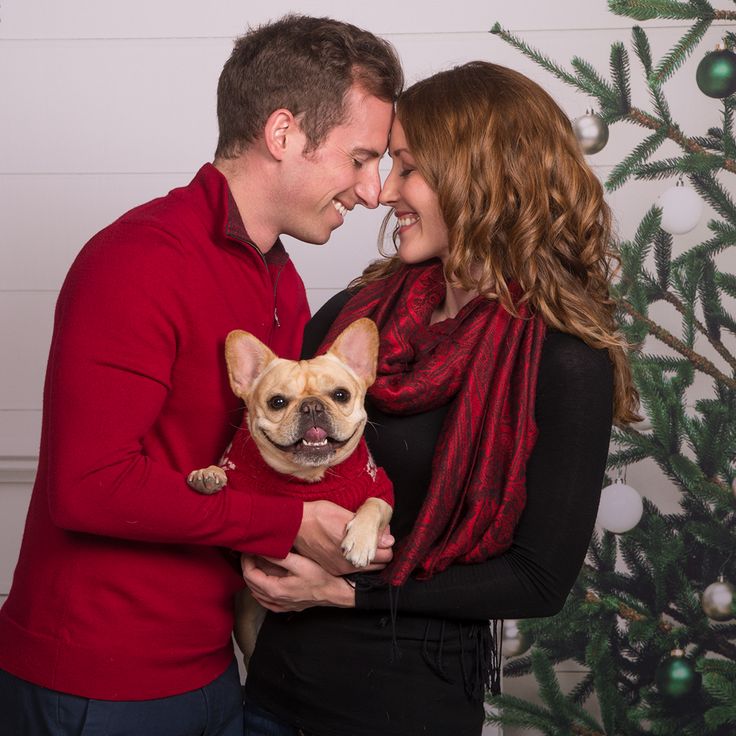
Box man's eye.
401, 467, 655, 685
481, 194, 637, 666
268, 395, 289, 410
332, 388, 351, 403
352, 158, 364, 169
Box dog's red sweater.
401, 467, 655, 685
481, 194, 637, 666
221, 423, 394, 509
0, 165, 311, 700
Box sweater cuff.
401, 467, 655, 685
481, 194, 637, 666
231, 492, 303, 558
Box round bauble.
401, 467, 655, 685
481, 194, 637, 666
696, 48, 736, 99
701, 578, 735, 621
658, 183, 703, 235
596, 479, 643, 533
572, 111, 609, 155
655, 649, 701, 699
501, 619, 529, 658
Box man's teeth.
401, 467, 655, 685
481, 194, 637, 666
302, 438, 328, 447
332, 200, 348, 217
397, 215, 419, 227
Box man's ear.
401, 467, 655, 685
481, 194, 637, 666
263, 108, 302, 162
224, 330, 277, 399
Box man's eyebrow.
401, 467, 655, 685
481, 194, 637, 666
351, 147, 383, 159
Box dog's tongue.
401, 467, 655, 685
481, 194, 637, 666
304, 427, 328, 443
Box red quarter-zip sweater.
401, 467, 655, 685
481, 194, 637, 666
0, 164, 310, 699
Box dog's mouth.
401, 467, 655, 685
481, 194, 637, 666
263, 425, 357, 466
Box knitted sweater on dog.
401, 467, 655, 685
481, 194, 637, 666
220, 422, 394, 510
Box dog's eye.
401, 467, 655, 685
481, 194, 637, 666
268, 395, 289, 410
332, 388, 351, 403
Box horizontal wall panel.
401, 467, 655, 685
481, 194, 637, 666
0, 26, 727, 174
0, 0, 701, 40
0, 412, 42, 459
0, 483, 32, 593
0, 293, 55, 411
0, 173, 194, 291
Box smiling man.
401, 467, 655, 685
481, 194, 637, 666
0, 15, 402, 736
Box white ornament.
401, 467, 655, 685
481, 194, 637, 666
658, 183, 703, 235
501, 619, 529, 658
596, 479, 643, 533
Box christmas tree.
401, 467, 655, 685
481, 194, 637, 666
488, 2, 736, 734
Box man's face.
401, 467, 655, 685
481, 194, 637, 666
280, 85, 394, 245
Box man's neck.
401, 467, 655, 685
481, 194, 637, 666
214, 156, 278, 253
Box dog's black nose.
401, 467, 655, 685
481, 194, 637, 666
299, 398, 324, 416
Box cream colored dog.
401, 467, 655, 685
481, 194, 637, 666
187, 317, 392, 663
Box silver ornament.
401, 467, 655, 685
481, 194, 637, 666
701, 577, 735, 621
572, 111, 609, 155
501, 619, 529, 658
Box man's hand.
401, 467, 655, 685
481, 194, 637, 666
294, 500, 394, 576
242, 553, 355, 612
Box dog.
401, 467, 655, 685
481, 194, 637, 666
187, 317, 393, 664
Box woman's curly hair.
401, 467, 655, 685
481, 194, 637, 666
357, 61, 639, 424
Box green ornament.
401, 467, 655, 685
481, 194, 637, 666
655, 649, 701, 699
696, 48, 736, 99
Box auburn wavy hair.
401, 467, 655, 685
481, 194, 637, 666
358, 61, 639, 424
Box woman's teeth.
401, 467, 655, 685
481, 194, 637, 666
397, 215, 419, 228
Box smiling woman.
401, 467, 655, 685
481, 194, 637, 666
240, 60, 639, 736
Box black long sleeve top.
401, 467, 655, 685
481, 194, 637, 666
245, 289, 614, 736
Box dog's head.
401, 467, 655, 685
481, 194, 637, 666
225, 318, 379, 481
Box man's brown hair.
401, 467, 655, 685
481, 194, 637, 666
215, 14, 403, 159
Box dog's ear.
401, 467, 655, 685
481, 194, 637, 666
225, 330, 277, 399
328, 318, 379, 387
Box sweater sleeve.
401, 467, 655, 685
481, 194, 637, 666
356, 333, 614, 620
43, 223, 302, 557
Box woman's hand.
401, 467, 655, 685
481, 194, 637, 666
241, 553, 356, 612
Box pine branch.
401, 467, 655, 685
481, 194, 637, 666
656, 288, 736, 372
632, 25, 653, 75
649, 19, 712, 87
607, 129, 668, 190
626, 108, 736, 175
618, 300, 736, 389
489, 25, 580, 88
611, 42, 633, 114
571, 57, 619, 108
691, 172, 736, 222
608, 0, 730, 20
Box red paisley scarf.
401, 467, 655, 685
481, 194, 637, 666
319, 261, 546, 586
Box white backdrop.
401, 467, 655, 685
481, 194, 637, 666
1, 2, 733, 733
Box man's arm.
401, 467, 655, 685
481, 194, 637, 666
44, 224, 302, 557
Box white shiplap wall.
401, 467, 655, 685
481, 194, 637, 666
1, 2, 734, 733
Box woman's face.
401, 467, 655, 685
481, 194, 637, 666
379, 118, 449, 265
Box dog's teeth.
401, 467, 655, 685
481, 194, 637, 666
302, 438, 328, 447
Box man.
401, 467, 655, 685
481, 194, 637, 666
0, 15, 402, 735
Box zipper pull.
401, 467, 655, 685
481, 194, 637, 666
274, 306, 280, 327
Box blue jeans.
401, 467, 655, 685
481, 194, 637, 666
242, 697, 314, 736
0, 660, 243, 736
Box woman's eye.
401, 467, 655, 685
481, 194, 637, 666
332, 388, 351, 403
399, 168, 414, 178
268, 395, 289, 410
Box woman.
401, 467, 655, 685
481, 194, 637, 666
241, 61, 640, 736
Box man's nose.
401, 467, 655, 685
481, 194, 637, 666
355, 167, 381, 209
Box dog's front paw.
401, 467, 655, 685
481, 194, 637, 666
187, 465, 228, 494
341, 517, 378, 568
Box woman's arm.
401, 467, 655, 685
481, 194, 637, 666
356, 332, 614, 620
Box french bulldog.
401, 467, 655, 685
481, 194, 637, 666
187, 317, 392, 664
